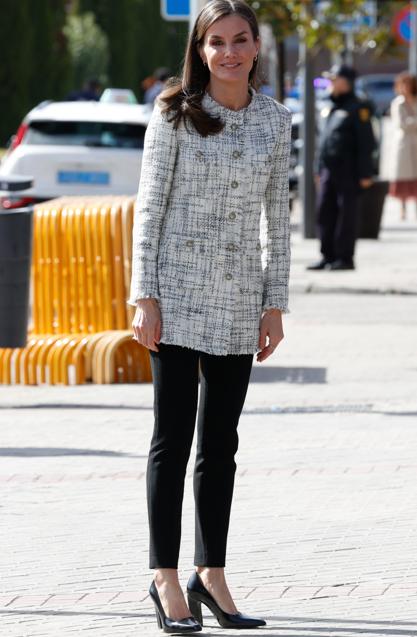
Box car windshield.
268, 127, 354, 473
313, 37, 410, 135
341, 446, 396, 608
24, 120, 146, 149
361, 80, 394, 92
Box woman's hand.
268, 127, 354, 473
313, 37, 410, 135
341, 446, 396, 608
257, 308, 284, 363
132, 298, 161, 352
359, 178, 373, 189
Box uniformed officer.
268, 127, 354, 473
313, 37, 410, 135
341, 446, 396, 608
307, 64, 376, 270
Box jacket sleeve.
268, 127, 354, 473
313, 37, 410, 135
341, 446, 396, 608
127, 101, 178, 306
353, 105, 376, 179
260, 106, 292, 313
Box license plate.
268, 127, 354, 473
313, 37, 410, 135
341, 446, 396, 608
57, 170, 110, 185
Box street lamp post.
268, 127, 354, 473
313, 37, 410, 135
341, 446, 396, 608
299, 39, 317, 240
190, 0, 206, 32
409, 0, 417, 75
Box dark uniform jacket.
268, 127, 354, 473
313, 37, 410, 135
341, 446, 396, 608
317, 91, 376, 182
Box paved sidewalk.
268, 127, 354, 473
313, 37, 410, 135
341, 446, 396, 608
290, 194, 417, 296
0, 196, 416, 636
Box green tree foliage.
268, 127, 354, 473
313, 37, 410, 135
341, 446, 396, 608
78, 0, 135, 87
0, 0, 72, 146
131, 0, 189, 94
79, 0, 188, 98
253, 0, 400, 59
0, 1, 32, 145
63, 12, 109, 86
28, 0, 72, 106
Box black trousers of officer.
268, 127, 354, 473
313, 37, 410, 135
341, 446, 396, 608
147, 342, 254, 569
317, 167, 360, 263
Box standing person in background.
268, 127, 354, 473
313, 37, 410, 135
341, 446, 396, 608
387, 72, 417, 221
143, 67, 172, 105
128, 0, 292, 633
65, 78, 101, 101
308, 64, 376, 271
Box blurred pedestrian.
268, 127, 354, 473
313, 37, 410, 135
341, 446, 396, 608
128, 0, 291, 632
143, 67, 171, 105
65, 78, 101, 101
387, 71, 417, 221
308, 64, 376, 271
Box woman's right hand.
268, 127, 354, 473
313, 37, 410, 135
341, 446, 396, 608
132, 298, 161, 352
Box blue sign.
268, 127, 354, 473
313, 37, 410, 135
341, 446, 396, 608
161, 0, 190, 20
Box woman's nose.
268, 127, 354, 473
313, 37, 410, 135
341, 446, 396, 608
223, 43, 238, 56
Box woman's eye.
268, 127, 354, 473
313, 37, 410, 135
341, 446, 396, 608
210, 39, 247, 45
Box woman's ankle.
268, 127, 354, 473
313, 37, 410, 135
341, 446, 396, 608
196, 566, 226, 582
154, 567, 180, 584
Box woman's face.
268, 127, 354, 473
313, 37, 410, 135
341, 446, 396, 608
398, 80, 412, 98
198, 14, 259, 85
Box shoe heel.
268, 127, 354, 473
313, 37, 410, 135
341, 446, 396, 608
188, 595, 203, 625
154, 607, 162, 629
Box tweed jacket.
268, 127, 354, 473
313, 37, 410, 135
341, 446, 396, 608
128, 85, 292, 355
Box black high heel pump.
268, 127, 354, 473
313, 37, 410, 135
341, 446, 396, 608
149, 580, 202, 634
186, 571, 267, 629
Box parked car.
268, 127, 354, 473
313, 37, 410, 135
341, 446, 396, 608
355, 73, 396, 117
0, 100, 152, 209
284, 78, 331, 204
100, 88, 138, 104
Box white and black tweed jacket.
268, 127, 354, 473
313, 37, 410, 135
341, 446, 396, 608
128, 86, 292, 356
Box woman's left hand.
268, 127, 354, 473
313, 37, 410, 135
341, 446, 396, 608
257, 308, 284, 363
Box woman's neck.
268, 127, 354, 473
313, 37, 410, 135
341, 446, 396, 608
205, 81, 251, 111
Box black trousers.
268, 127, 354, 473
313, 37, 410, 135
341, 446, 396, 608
147, 342, 253, 569
317, 167, 360, 263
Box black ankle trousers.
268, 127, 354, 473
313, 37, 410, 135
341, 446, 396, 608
147, 342, 253, 569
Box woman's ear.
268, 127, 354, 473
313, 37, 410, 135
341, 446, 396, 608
197, 45, 205, 66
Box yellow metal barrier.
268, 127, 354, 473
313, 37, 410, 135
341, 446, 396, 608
0, 332, 151, 385
0, 196, 150, 385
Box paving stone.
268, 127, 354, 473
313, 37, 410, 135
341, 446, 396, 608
1, 200, 417, 634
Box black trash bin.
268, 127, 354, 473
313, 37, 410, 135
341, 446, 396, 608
0, 207, 34, 348
357, 179, 389, 239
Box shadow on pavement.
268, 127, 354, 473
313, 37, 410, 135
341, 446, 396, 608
250, 366, 327, 384
0, 608, 416, 635
0, 403, 152, 410
0, 447, 145, 458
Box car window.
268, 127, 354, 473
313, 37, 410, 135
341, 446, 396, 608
361, 81, 394, 92
23, 120, 146, 149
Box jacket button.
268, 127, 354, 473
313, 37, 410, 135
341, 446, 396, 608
256, 243, 261, 251
225, 273, 233, 280
231, 180, 239, 188
186, 239, 194, 247
195, 150, 204, 158
232, 150, 241, 159
228, 212, 236, 220
230, 123, 238, 131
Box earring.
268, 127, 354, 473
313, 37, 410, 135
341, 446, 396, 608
254, 54, 258, 62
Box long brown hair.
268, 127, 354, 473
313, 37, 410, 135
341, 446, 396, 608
157, 0, 261, 137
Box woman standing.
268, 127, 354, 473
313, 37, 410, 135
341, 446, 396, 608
128, 0, 292, 632
388, 71, 417, 220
